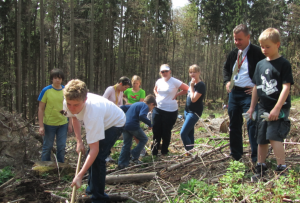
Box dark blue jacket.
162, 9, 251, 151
120, 102, 151, 131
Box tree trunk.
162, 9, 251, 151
70, 0, 75, 79
16, 0, 22, 113
89, 0, 94, 92
40, 0, 45, 89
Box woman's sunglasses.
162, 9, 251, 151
161, 70, 169, 74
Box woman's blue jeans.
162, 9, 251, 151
41, 123, 68, 163
118, 128, 148, 167
180, 111, 199, 151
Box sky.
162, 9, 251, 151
172, 0, 189, 9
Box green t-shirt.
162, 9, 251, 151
124, 88, 146, 104
38, 85, 68, 126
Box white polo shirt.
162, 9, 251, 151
155, 77, 182, 112
63, 93, 126, 144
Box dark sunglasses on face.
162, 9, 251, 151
161, 70, 169, 74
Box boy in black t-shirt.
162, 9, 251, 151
246, 28, 294, 181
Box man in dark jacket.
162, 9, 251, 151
223, 24, 265, 163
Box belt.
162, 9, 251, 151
233, 86, 248, 91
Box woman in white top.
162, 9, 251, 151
103, 76, 131, 106
103, 76, 131, 162
152, 64, 189, 156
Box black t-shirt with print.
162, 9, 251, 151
185, 81, 206, 116
252, 56, 294, 111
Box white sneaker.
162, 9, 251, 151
140, 148, 147, 157
105, 156, 115, 162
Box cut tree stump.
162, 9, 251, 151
106, 172, 157, 184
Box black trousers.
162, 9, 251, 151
151, 107, 178, 155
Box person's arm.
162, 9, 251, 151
139, 89, 145, 102
71, 141, 99, 189
189, 81, 203, 103
68, 119, 73, 133
173, 83, 189, 100
153, 85, 158, 97
246, 85, 258, 118
38, 102, 46, 135
223, 51, 235, 93
72, 117, 85, 155
269, 83, 291, 121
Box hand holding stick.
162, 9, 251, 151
71, 151, 82, 203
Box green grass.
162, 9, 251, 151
291, 95, 300, 102
0, 166, 14, 185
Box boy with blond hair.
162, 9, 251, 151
247, 28, 294, 181
63, 79, 125, 202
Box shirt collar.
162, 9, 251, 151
240, 41, 250, 57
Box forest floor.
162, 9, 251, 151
0, 99, 300, 202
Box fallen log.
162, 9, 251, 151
106, 172, 157, 184
166, 155, 198, 171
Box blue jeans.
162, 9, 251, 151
87, 126, 123, 203
180, 111, 199, 151
41, 123, 68, 163
118, 128, 148, 167
152, 107, 178, 155
228, 89, 258, 162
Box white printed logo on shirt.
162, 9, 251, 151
256, 69, 278, 95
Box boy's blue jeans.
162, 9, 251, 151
41, 123, 68, 163
86, 126, 123, 203
118, 128, 148, 167
180, 111, 199, 151
228, 89, 258, 162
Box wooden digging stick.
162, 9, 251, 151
71, 151, 82, 203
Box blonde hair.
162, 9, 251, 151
131, 75, 141, 83
259, 28, 281, 44
189, 64, 201, 72
64, 79, 88, 101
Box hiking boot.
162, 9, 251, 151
275, 165, 288, 176
251, 164, 267, 182
130, 158, 143, 165
117, 165, 126, 170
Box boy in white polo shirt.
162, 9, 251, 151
63, 79, 125, 203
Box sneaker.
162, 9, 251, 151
130, 158, 143, 165
105, 156, 115, 163
251, 164, 268, 182
275, 165, 288, 176
140, 148, 147, 157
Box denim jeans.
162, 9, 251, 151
118, 128, 148, 167
228, 89, 258, 162
152, 107, 178, 155
87, 126, 123, 203
41, 123, 68, 163
180, 111, 199, 151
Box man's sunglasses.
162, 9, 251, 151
161, 70, 169, 74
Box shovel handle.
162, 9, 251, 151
71, 151, 82, 203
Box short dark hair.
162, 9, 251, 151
233, 24, 249, 36
50, 69, 64, 81
144, 95, 157, 106
118, 76, 131, 87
